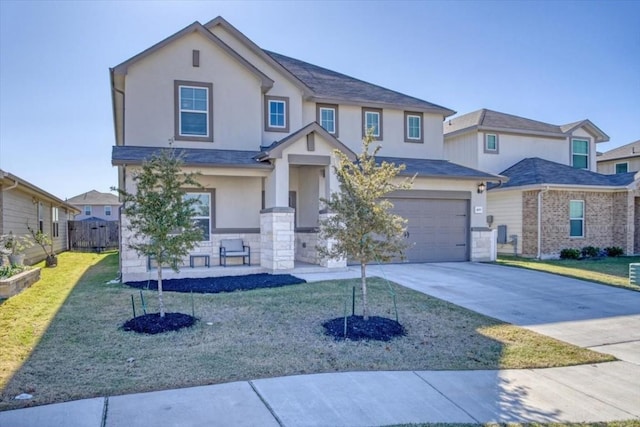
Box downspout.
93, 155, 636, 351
537, 186, 550, 259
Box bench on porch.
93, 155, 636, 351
219, 238, 251, 267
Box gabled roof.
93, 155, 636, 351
444, 109, 609, 142
266, 51, 455, 116
256, 122, 356, 161
0, 170, 80, 213
112, 146, 272, 169
376, 156, 504, 181
597, 140, 640, 162
67, 190, 120, 206
493, 157, 636, 189
111, 21, 274, 92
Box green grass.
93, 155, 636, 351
0, 252, 614, 411
497, 256, 640, 291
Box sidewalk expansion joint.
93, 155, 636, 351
587, 338, 640, 347
249, 380, 285, 427
101, 397, 109, 427
411, 371, 480, 424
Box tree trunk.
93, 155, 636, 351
361, 262, 369, 321
157, 264, 166, 318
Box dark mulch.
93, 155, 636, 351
122, 312, 197, 334
323, 315, 406, 341
125, 273, 306, 294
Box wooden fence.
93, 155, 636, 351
68, 220, 119, 252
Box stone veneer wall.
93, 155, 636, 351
317, 212, 346, 268
523, 189, 632, 258
0, 267, 41, 299
470, 228, 497, 262
295, 232, 318, 264
260, 208, 294, 270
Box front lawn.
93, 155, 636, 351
0, 252, 613, 411
497, 256, 640, 291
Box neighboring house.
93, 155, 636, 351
67, 190, 121, 221
444, 109, 639, 257
111, 17, 501, 281
0, 170, 80, 265
597, 140, 640, 175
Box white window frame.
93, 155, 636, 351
362, 108, 382, 140
84, 205, 92, 216
615, 162, 629, 174
485, 134, 498, 152
569, 200, 584, 238
264, 96, 289, 132
52, 207, 59, 238
184, 192, 212, 242
319, 107, 336, 134
404, 112, 423, 143
38, 202, 44, 233
178, 85, 210, 138
105, 206, 112, 216
571, 138, 590, 170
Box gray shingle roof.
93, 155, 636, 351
376, 156, 501, 180
494, 158, 636, 189
67, 190, 120, 206
598, 140, 640, 162
112, 146, 271, 168
265, 51, 455, 115
445, 109, 563, 135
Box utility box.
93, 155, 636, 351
630, 263, 640, 286
497, 225, 507, 244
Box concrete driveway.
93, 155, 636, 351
297, 262, 640, 364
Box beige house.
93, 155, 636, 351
0, 170, 79, 265
597, 140, 640, 175
444, 109, 639, 257
67, 190, 121, 221
111, 17, 501, 281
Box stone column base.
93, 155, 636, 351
318, 212, 347, 268
260, 207, 295, 270
471, 228, 497, 262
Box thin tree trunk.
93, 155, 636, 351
361, 262, 368, 321
157, 264, 165, 318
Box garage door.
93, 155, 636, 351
390, 197, 469, 262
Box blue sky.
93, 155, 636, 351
1, 0, 638, 199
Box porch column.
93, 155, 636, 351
318, 211, 347, 268
260, 207, 295, 270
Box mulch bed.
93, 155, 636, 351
125, 273, 306, 294
323, 315, 406, 341
122, 312, 196, 334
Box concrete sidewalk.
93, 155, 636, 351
1, 361, 638, 427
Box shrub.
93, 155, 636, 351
560, 248, 581, 259
0, 264, 27, 279
581, 246, 600, 258
604, 246, 624, 257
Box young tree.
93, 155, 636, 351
115, 149, 204, 318
318, 131, 413, 320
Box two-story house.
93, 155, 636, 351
444, 109, 639, 257
67, 190, 121, 221
597, 140, 640, 175
111, 17, 500, 281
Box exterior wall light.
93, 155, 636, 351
477, 183, 486, 194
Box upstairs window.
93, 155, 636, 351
105, 206, 112, 216
362, 107, 383, 140
84, 205, 92, 216
174, 81, 213, 142
404, 112, 423, 143
615, 162, 628, 174
184, 192, 212, 241
52, 207, 59, 238
569, 200, 584, 238
265, 96, 289, 132
317, 104, 338, 136
572, 139, 589, 169
485, 134, 498, 153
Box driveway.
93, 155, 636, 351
296, 262, 640, 364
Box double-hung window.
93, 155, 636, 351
174, 81, 213, 142
105, 206, 112, 217
569, 200, 584, 238
615, 163, 628, 174
38, 202, 44, 233
52, 207, 59, 238
84, 205, 92, 216
317, 104, 338, 136
404, 112, 423, 143
485, 134, 498, 153
184, 192, 212, 241
265, 96, 289, 132
571, 139, 589, 169
362, 107, 383, 140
